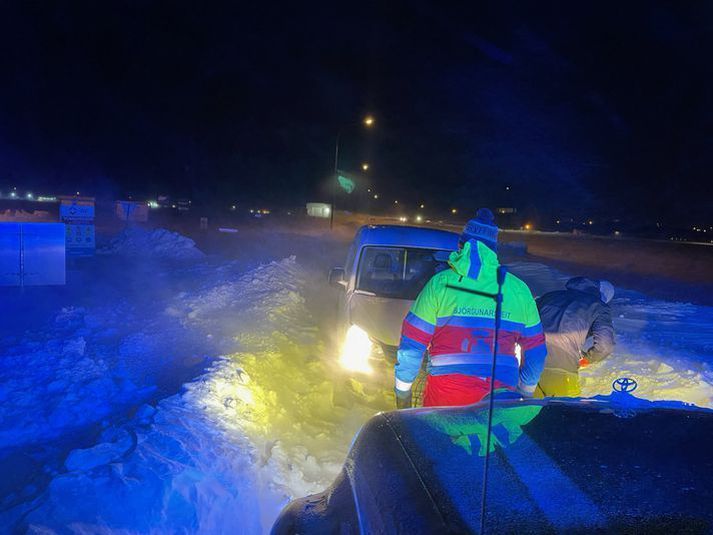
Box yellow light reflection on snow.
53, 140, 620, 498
339, 325, 373, 374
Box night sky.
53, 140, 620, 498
0, 2, 711, 224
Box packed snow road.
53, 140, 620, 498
1, 225, 712, 533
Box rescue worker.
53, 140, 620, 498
394, 208, 547, 408
535, 277, 615, 397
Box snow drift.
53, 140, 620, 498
98, 227, 205, 260
10, 256, 392, 532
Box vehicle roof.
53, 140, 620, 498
356, 225, 459, 250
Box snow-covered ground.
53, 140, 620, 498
1, 226, 711, 533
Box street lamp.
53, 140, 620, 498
361, 162, 370, 171
331, 115, 375, 230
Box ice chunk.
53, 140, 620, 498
657, 362, 675, 374
65, 429, 134, 471
62, 337, 86, 356
134, 404, 157, 425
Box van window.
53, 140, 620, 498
356, 246, 447, 299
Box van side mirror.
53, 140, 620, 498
329, 267, 346, 287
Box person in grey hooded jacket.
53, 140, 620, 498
534, 277, 615, 397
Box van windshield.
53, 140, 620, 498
356, 246, 449, 300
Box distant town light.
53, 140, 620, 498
524, 223, 533, 231
420, 204, 425, 209
556, 220, 561, 224
373, 194, 379, 199
363, 115, 375, 127
451, 208, 457, 214
10, 192, 16, 198
26, 192, 33, 199
588, 220, 594, 225
361, 163, 369, 171
147, 200, 159, 209
416, 215, 423, 222
394, 200, 399, 204
505, 186, 510, 191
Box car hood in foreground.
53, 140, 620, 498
274, 392, 713, 534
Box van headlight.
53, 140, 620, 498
339, 324, 373, 374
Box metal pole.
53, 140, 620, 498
479, 265, 507, 535
19, 223, 24, 291
330, 130, 341, 231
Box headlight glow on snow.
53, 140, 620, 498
339, 324, 373, 374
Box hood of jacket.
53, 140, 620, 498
448, 239, 499, 281
565, 277, 602, 297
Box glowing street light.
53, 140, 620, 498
451, 208, 457, 214
373, 194, 379, 199
364, 115, 375, 127
394, 200, 399, 204
420, 204, 425, 209
361, 163, 370, 171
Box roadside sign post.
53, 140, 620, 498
59, 196, 95, 256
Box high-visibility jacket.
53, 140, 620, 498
395, 240, 547, 395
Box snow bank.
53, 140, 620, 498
99, 227, 205, 260
14, 256, 391, 532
